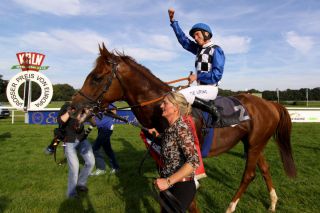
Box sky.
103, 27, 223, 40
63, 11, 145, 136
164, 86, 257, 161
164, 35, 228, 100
0, 0, 319, 91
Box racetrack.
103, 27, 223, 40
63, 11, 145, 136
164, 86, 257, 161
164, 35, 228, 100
0, 119, 319, 213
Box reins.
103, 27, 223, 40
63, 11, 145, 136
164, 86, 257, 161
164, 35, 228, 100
77, 58, 191, 110
126, 72, 192, 109
165, 77, 189, 84
115, 95, 167, 110
135, 76, 191, 108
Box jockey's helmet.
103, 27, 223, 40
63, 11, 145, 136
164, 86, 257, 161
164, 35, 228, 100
189, 23, 213, 40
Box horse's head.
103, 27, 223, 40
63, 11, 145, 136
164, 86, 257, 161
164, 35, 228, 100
71, 43, 124, 121
71, 42, 171, 128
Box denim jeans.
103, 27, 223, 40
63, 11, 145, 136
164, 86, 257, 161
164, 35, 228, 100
92, 129, 119, 170
65, 139, 95, 197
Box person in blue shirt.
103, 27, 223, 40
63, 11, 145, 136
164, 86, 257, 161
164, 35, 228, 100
168, 8, 229, 125
90, 106, 120, 176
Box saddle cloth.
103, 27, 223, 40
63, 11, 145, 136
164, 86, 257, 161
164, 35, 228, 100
204, 96, 250, 128
200, 96, 250, 157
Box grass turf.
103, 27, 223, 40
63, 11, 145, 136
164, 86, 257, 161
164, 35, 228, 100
0, 118, 319, 212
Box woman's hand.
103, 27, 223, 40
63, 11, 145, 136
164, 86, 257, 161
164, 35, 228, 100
148, 128, 160, 137
154, 178, 170, 191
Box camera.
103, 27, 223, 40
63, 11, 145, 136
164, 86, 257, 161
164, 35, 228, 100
84, 125, 94, 138
45, 138, 61, 155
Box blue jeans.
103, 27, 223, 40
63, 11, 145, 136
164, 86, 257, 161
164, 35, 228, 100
65, 139, 95, 197
92, 129, 119, 170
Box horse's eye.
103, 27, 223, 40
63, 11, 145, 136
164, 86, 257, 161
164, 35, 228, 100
92, 75, 103, 83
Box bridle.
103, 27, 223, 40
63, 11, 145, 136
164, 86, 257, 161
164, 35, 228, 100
77, 59, 121, 110
76, 55, 191, 111
76, 57, 169, 111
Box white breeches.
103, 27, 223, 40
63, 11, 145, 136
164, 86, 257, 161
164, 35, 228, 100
179, 85, 218, 104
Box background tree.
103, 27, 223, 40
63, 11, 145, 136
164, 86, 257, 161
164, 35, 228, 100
219, 88, 236, 97
310, 88, 320, 100
17, 82, 42, 101
262, 90, 277, 100
0, 75, 9, 102
52, 84, 76, 101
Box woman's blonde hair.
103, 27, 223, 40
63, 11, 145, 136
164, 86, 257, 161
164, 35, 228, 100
165, 91, 191, 116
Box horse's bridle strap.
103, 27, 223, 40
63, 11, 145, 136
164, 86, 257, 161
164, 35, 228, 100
77, 90, 97, 103
76, 59, 119, 106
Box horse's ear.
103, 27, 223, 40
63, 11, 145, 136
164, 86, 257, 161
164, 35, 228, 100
102, 42, 107, 51
99, 42, 110, 56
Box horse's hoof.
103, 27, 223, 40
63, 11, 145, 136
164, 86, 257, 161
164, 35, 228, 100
268, 206, 276, 212
225, 208, 234, 213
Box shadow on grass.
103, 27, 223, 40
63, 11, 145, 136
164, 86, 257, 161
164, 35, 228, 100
202, 162, 236, 195
58, 193, 95, 213
0, 132, 11, 142
0, 196, 11, 212
201, 152, 271, 211
296, 144, 320, 152
225, 150, 247, 159
112, 137, 158, 213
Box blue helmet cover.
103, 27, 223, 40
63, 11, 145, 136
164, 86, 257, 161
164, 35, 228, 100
189, 23, 213, 37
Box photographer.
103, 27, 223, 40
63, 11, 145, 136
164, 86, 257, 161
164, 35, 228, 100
90, 105, 120, 176
58, 102, 95, 198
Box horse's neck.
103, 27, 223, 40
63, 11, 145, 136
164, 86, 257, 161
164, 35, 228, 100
121, 64, 170, 105
126, 81, 169, 129
121, 64, 170, 128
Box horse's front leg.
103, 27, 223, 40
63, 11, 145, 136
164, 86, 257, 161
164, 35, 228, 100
188, 198, 200, 213
257, 154, 278, 212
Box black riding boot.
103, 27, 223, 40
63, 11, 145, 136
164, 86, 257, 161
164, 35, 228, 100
193, 97, 240, 127
192, 97, 221, 124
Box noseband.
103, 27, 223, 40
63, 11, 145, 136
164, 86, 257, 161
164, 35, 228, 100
77, 59, 120, 109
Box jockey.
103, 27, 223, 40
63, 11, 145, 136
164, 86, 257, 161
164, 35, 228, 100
168, 8, 228, 125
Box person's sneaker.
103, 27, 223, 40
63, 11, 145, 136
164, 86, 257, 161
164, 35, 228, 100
90, 169, 106, 176
110, 168, 119, 174
76, 185, 88, 193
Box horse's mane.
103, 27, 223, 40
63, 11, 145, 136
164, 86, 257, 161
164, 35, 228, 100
97, 48, 167, 87
117, 50, 166, 84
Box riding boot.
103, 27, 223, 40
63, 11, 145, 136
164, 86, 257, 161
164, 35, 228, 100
192, 97, 221, 124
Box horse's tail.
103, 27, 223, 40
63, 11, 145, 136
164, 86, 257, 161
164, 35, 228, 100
273, 103, 297, 178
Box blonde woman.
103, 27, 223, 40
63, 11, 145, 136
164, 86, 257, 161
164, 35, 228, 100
150, 92, 200, 212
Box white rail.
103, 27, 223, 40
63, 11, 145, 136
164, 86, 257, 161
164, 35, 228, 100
0, 106, 26, 124
1, 106, 320, 124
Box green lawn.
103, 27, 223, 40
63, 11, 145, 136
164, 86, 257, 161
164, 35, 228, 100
0, 118, 319, 212
282, 101, 320, 107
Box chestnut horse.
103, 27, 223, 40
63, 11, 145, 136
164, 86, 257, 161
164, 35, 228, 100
71, 44, 296, 213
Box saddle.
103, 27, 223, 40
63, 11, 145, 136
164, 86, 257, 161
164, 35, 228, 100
202, 96, 250, 128
192, 96, 250, 157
